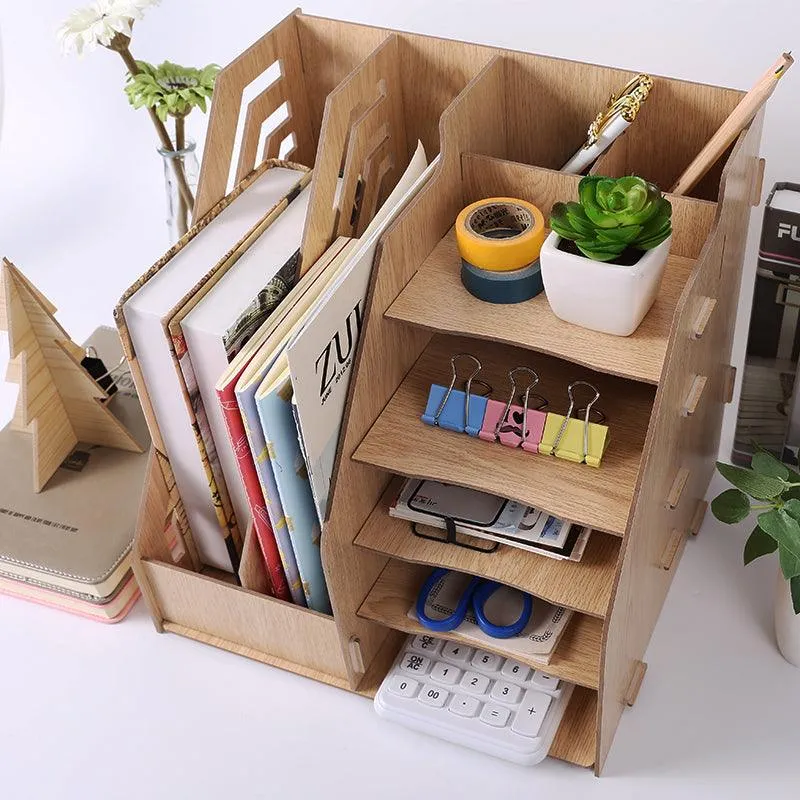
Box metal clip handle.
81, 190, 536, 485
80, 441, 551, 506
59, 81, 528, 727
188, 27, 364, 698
432, 353, 485, 427
551, 381, 601, 462
496, 367, 540, 444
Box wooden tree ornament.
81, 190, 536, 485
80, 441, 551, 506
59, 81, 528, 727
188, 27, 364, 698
2, 258, 143, 492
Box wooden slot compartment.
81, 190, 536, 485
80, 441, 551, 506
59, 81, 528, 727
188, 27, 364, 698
358, 558, 603, 689
352, 334, 656, 536
355, 480, 620, 617
386, 155, 717, 386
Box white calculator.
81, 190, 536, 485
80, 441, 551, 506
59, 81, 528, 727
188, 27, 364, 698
374, 634, 574, 765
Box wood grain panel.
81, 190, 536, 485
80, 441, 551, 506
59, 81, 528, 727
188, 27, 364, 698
358, 559, 603, 689
353, 334, 655, 536
356, 481, 620, 617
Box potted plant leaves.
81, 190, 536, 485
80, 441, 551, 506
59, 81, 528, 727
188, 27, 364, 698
710, 450, 800, 667
540, 175, 673, 336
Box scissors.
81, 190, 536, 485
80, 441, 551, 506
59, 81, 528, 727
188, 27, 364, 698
416, 568, 533, 639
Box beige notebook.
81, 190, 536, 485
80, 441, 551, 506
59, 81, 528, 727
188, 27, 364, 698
0, 327, 151, 600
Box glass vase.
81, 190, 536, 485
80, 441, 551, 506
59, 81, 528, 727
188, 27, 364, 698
158, 138, 199, 244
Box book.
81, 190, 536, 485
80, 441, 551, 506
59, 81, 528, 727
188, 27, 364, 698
0, 327, 149, 619
167, 171, 312, 598
226, 237, 357, 606
408, 569, 572, 664
390, 478, 590, 562
286, 144, 437, 521
121, 162, 307, 572
256, 361, 331, 614
178, 183, 312, 598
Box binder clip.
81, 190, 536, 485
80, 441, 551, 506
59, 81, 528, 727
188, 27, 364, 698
479, 367, 547, 453
421, 354, 492, 436
540, 381, 609, 467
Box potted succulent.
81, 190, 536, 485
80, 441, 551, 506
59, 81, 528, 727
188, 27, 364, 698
711, 450, 800, 667
541, 175, 673, 336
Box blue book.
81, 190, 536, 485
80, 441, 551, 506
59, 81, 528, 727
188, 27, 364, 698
256, 364, 331, 614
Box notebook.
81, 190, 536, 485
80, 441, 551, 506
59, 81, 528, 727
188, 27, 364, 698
120, 162, 307, 571
0, 327, 149, 609
287, 144, 436, 521
227, 237, 356, 605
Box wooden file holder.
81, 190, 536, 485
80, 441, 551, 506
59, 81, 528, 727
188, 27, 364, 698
123, 10, 765, 775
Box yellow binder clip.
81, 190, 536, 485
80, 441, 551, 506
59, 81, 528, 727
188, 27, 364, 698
540, 381, 609, 467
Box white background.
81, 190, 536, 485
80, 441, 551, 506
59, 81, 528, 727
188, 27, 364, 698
0, 1, 799, 797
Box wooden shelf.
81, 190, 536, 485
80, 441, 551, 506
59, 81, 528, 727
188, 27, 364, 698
386, 227, 695, 385
353, 335, 655, 536
356, 481, 620, 617
549, 685, 597, 768
358, 559, 603, 689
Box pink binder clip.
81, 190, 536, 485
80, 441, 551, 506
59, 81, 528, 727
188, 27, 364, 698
479, 367, 547, 452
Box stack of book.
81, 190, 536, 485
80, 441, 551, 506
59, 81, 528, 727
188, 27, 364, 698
120, 146, 436, 613
0, 328, 150, 623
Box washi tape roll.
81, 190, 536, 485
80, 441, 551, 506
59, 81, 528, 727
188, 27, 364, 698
460, 260, 544, 304
455, 197, 546, 272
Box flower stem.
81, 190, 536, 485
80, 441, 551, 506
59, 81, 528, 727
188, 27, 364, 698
175, 115, 189, 238
116, 45, 195, 214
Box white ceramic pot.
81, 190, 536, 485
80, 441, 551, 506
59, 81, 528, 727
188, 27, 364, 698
539, 231, 672, 337
775, 567, 800, 668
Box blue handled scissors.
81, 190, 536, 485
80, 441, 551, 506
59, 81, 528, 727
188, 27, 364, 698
416, 568, 533, 639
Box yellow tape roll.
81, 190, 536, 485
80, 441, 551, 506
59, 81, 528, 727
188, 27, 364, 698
455, 198, 546, 272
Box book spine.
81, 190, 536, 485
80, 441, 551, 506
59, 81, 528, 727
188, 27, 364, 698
217, 381, 292, 602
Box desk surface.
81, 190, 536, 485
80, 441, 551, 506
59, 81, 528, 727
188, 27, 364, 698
1, 475, 797, 800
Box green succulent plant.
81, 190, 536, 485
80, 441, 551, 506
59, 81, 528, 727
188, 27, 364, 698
711, 449, 800, 614
125, 60, 220, 122
550, 175, 673, 262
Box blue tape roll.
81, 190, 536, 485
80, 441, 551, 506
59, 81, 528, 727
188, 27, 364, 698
460, 259, 544, 304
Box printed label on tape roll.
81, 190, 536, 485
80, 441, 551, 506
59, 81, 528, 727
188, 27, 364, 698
456, 197, 546, 272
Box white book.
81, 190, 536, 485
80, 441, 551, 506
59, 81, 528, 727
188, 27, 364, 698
287, 143, 437, 521
122, 166, 305, 571
180, 185, 311, 542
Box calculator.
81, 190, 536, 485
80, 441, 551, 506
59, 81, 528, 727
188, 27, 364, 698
374, 634, 574, 765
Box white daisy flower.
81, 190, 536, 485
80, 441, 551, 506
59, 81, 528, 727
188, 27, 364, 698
57, 0, 160, 57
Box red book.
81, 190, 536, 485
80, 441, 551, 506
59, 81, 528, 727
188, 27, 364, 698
217, 377, 292, 602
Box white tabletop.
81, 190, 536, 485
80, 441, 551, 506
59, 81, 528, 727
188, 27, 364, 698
1, 1, 799, 797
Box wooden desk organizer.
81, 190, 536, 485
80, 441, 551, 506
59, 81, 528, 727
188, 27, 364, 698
125, 10, 765, 774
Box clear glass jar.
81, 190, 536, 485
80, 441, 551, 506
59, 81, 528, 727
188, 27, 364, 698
158, 138, 199, 243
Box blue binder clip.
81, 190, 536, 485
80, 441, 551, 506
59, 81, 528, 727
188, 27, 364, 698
421, 353, 491, 436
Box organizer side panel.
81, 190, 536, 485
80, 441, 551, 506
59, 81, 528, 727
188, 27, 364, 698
195, 12, 315, 218
143, 561, 349, 681
322, 56, 510, 688
597, 112, 764, 774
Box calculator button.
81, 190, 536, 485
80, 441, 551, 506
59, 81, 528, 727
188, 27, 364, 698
399, 652, 431, 676
410, 635, 442, 655
490, 681, 522, 704
460, 671, 490, 695
531, 671, 560, 693
449, 694, 481, 718
480, 703, 511, 727
500, 659, 531, 683
471, 650, 502, 671
387, 675, 419, 698
418, 684, 449, 708
511, 690, 552, 737
430, 661, 462, 685
441, 642, 473, 664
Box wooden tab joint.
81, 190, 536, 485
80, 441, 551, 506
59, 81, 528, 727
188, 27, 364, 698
660, 529, 685, 571
625, 660, 648, 707
666, 467, 690, 510
751, 157, 766, 207
349, 636, 365, 675
691, 297, 717, 340
689, 499, 708, 536
723, 365, 737, 404
682, 375, 708, 417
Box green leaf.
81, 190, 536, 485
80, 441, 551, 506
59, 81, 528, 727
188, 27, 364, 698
711, 488, 751, 523
716, 462, 785, 500
784, 498, 800, 524
779, 545, 800, 579
791, 576, 800, 614
756, 509, 800, 566
743, 526, 778, 564
751, 451, 789, 480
